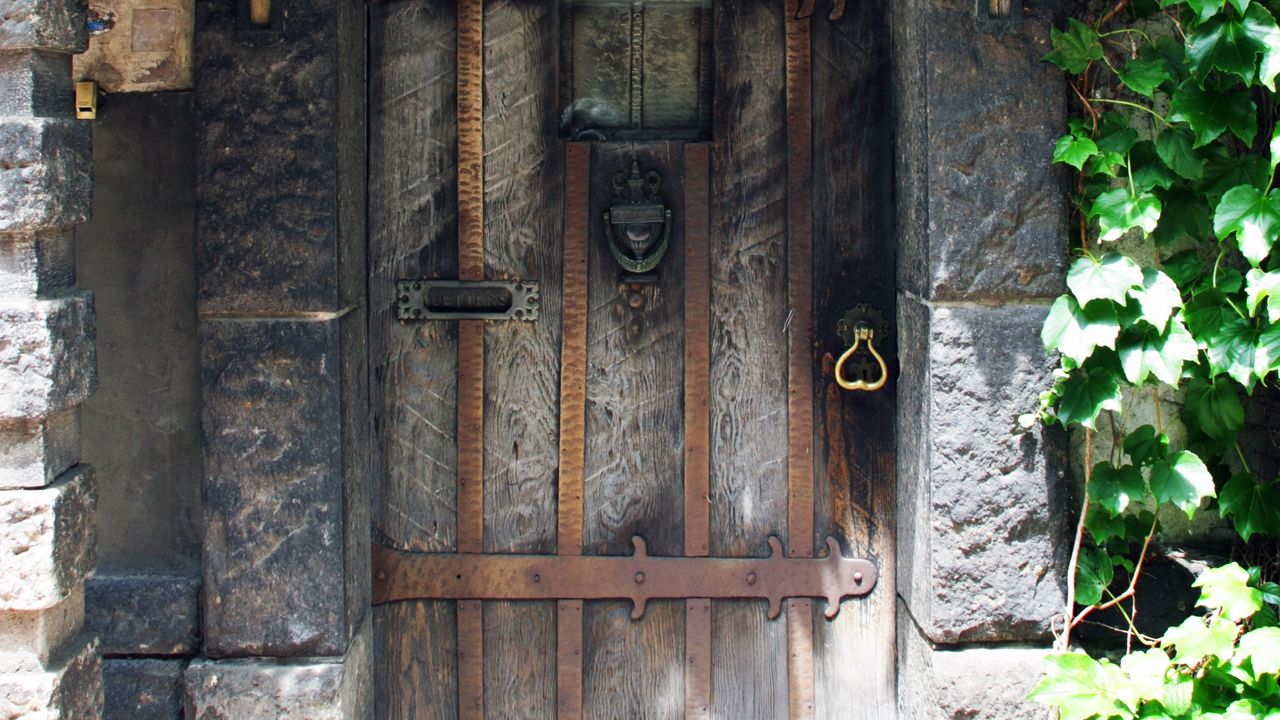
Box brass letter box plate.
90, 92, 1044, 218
396, 280, 541, 322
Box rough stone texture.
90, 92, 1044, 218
0, 118, 91, 233
0, 0, 87, 53
892, 0, 1068, 302
0, 633, 101, 720
0, 466, 95, 611
71, 0, 193, 92
0, 409, 77, 489
898, 600, 1053, 720
898, 297, 1069, 643
0, 231, 75, 299
184, 613, 372, 720
103, 658, 184, 720
194, 0, 366, 314
0, 293, 95, 420
0, 591, 80, 672
201, 318, 355, 658
0, 51, 70, 118
86, 571, 198, 656
76, 92, 201, 568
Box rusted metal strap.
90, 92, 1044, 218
684, 143, 713, 720
372, 536, 876, 619
785, 3, 816, 718
557, 143, 591, 720
456, 3, 485, 719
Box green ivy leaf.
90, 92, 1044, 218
1137, 268, 1185, 333
1259, 579, 1280, 606
1044, 18, 1105, 73
1236, 627, 1280, 674
1119, 320, 1199, 385
1195, 562, 1263, 620
1203, 315, 1263, 389
1068, 254, 1146, 304
1204, 154, 1270, 202
1125, 425, 1170, 466
1162, 615, 1239, 664
1213, 185, 1280, 266
1155, 128, 1205, 180
1029, 653, 1131, 720
1119, 56, 1173, 97
1119, 649, 1171, 704
1076, 546, 1116, 607
1098, 114, 1140, 155
1091, 189, 1163, 242
1150, 450, 1216, 518
1086, 505, 1129, 543
1163, 249, 1207, 287
1131, 142, 1179, 193
1090, 462, 1148, 516
1043, 296, 1122, 363
1162, 674, 1194, 716
1054, 134, 1100, 171
1186, 4, 1276, 83
1169, 81, 1258, 147
1057, 364, 1124, 429
1258, 323, 1280, 377
1218, 473, 1280, 541
1182, 0, 1231, 23
1186, 377, 1245, 441
1245, 269, 1280, 323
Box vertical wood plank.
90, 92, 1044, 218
481, 4, 562, 719
811, 6, 897, 718
582, 143, 686, 719
557, 142, 591, 720
369, 3, 459, 719
709, 1, 790, 716
683, 144, 712, 720
785, 4, 817, 719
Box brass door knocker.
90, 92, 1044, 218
835, 304, 889, 392
604, 160, 671, 283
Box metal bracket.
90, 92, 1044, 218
396, 279, 540, 322
975, 0, 1022, 31
372, 535, 878, 620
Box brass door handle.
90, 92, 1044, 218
835, 324, 888, 392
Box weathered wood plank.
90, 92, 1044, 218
480, 4, 563, 719
368, 3, 459, 718
811, 6, 897, 719
582, 143, 686, 719
709, 1, 791, 716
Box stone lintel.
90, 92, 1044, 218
897, 296, 1068, 643
892, 0, 1068, 302
0, 0, 87, 54
0, 408, 78, 489
200, 315, 367, 658
184, 612, 371, 720
71, 0, 193, 93
0, 632, 101, 720
0, 292, 96, 421
0, 118, 91, 233
103, 658, 184, 720
0, 465, 96, 611
897, 599, 1054, 720
86, 571, 199, 657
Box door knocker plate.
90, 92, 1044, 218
605, 160, 671, 283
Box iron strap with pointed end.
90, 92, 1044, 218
372, 536, 878, 620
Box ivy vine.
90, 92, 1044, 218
1028, 0, 1280, 717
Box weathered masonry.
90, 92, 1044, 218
0, 0, 1069, 717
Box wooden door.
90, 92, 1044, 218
369, 2, 895, 718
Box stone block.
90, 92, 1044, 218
898, 602, 1053, 720
0, 0, 87, 53
0, 633, 101, 720
201, 318, 358, 657
0, 293, 95, 421
194, 0, 365, 314
897, 297, 1069, 643
0, 51, 70, 118
0, 591, 81, 672
0, 118, 91, 233
0, 466, 96, 611
184, 613, 372, 720
894, 0, 1068, 301
103, 658, 183, 720
0, 409, 78, 489
0, 231, 75, 299
86, 571, 198, 656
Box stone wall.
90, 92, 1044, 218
891, 0, 1070, 717
0, 0, 103, 716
